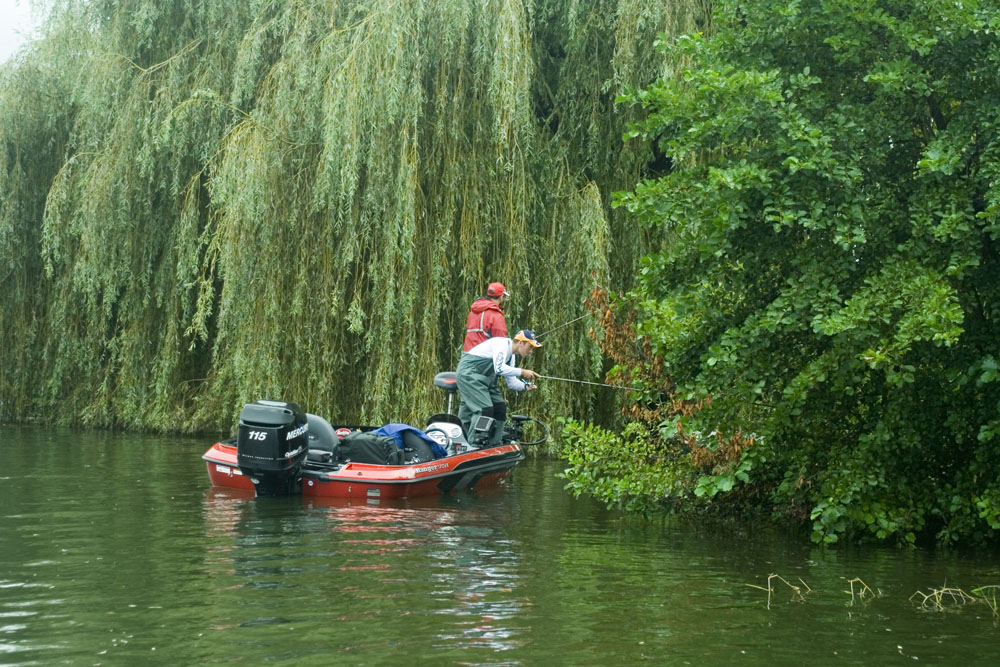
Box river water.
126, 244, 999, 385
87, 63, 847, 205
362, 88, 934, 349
2, 425, 998, 665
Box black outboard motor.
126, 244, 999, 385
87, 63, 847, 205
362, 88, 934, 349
236, 400, 309, 497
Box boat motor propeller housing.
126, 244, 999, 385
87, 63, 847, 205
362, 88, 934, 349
236, 400, 309, 496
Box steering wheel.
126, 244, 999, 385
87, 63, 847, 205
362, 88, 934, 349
424, 427, 454, 454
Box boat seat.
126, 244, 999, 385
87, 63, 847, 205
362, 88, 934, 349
433, 371, 458, 393
426, 412, 462, 428
306, 413, 339, 453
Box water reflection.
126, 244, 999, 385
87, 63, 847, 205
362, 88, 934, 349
199, 488, 527, 653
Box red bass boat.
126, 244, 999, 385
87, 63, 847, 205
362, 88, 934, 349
203, 372, 546, 499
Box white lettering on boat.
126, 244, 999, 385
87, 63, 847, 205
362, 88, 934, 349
414, 463, 448, 474
286, 423, 309, 440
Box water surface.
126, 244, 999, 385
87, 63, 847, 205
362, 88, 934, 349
2, 425, 998, 665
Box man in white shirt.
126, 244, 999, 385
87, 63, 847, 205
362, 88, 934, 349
456, 330, 541, 447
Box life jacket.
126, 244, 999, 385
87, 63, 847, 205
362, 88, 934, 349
463, 297, 507, 351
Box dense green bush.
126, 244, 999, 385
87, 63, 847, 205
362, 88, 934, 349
559, 419, 699, 515
563, 0, 1000, 545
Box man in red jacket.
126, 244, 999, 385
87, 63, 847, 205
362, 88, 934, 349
463, 282, 509, 351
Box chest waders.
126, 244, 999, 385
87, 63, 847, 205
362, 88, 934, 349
455, 353, 509, 447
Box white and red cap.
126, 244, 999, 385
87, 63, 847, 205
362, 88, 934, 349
487, 282, 510, 298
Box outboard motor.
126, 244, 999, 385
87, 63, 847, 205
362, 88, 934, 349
236, 400, 309, 497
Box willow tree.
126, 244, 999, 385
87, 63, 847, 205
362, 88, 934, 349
0, 0, 710, 431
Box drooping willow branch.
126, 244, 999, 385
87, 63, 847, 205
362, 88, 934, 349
0, 0, 709, 431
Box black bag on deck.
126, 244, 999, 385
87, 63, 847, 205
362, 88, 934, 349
400, 429, 437, 463
339, 432, 403, 465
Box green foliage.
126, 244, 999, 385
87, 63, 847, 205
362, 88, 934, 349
558, 418, 698, 515
0, 0, 708, 431
600, 0, 1000, 545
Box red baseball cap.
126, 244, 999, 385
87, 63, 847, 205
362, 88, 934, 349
487, 282, 510, 298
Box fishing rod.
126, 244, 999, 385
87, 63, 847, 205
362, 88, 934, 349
535, 374, 646, 392
536, 315, 588, 338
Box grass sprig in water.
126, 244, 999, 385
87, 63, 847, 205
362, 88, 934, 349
845, 577, 881, 605
971, 585, 1000, 617
747, 574, 812, 609
910, 586, 978, 612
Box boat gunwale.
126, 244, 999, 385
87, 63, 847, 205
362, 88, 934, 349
202, 441, 524, 487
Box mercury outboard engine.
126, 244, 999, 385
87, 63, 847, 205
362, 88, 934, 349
236, 400, 309, 497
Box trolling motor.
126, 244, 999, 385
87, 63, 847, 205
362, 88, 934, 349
503, 414, 548, 446
471, 414, 547, 447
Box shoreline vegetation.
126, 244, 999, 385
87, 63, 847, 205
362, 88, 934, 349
557, 1, 1000, 546
3, 1, 999, 546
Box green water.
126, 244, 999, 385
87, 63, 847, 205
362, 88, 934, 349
2, 425, 999, 665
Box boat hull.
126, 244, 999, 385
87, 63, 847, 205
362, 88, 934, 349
203, 440, 524, 499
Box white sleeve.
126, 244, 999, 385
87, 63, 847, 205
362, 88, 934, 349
492, 341, 524, 382
499, 351, 527, 391
505, 374, 527, 391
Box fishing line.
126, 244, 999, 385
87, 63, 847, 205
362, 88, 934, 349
536, 315, 588, 338
536, 374, 646, 392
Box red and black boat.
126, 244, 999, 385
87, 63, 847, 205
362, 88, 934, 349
202, 372, 546, 499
